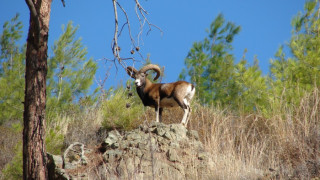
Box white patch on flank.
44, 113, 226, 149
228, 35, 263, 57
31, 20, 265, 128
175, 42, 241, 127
185, 85, 195, 100
160, 83, 171, 92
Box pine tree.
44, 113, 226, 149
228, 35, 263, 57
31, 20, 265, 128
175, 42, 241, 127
234, 51, 268, 113
270, 0, 320, 105
0, 18, 98, 124
0, 14, 25, 125
46, 22, 97, 116
180, 14, 269, 113
180, 14, 241, 108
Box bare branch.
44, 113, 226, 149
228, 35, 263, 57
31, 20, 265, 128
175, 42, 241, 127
109, 0, 162, 77
134, 0, 148, 14
61, 0, 66, 7
118, 22, 128, 38
111, 0, 120, 62
94, 64, 113, 101
135, 5, 146, 46
116, 1, 146, 61
134, 0, 163, 36
116, 2, 135, 46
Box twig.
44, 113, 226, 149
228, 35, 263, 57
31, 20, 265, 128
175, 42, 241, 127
61, 0, 66, 7
94, 63, 113, 100
111, 0, 120, 63
116, 2, 135, 47
109, 0, 163, 78
134, 0, 163, 36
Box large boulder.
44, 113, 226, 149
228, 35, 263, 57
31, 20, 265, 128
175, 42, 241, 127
47, 122, 214, 179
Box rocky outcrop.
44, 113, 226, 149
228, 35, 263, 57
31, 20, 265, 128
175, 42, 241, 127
47, 122, 214, 180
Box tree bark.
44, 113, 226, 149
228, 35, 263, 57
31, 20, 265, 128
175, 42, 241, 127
23, 0, 52, 179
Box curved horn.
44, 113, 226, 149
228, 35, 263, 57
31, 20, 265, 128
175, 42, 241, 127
126, 66, 138, 79
139, 64, 161, 81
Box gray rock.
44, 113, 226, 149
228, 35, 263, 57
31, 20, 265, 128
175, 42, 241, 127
197, 151, 208, 160
103, 149, 123, 162
167, 148, 180, 162
170, 124, 187, 140
103, 130, 121, 149
187, 130, 200, 140
169, 141, 180, 148
47, 153, 69, 180
163, 131, 176, 140
48, 122, 214, 180
47, 153, 63, 168
155, 126, 167, 136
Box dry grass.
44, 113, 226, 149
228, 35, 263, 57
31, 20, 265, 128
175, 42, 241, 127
1, 88, 319, 179
141, 88, 320, 179
188, 89, 319, 179
47, 107, 105, 150
0, 125, 21, 173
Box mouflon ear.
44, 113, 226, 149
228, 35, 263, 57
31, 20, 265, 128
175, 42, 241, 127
126, 66, 138, 79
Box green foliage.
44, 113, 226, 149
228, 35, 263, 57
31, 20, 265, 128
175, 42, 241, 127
45, 128, 64, 154
47, 22, 98, 117
234, 54, 268, 113
270, 0, 320, 106
0, 14, 23, 67
0, 14, 25, 125
181, 4, 320, 113
180, 14, 241, 107
0, 17, 97, 126
0, 18, 98, 172
180, 14, 268, 112
102, 86, 144, 130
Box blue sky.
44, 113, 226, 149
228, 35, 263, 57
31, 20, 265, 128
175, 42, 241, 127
1, 0, 305, 90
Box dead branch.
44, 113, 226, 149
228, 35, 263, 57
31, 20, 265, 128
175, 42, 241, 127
116, 2, 135, 47
134, 0, 163, 35
111, 0, 120, 62
94, 63, 113, 101
61, 0, 66, 7
110, 0, 162, 72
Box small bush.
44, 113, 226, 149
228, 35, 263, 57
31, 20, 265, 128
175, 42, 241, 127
101, 87, 144, 130
46, 128, 65, 155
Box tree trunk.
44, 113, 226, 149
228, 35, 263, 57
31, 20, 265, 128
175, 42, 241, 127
23, 0, 52, 179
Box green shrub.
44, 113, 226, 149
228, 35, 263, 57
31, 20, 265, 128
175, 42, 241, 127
45, 128, 64, 155
102, 87, 144, 130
